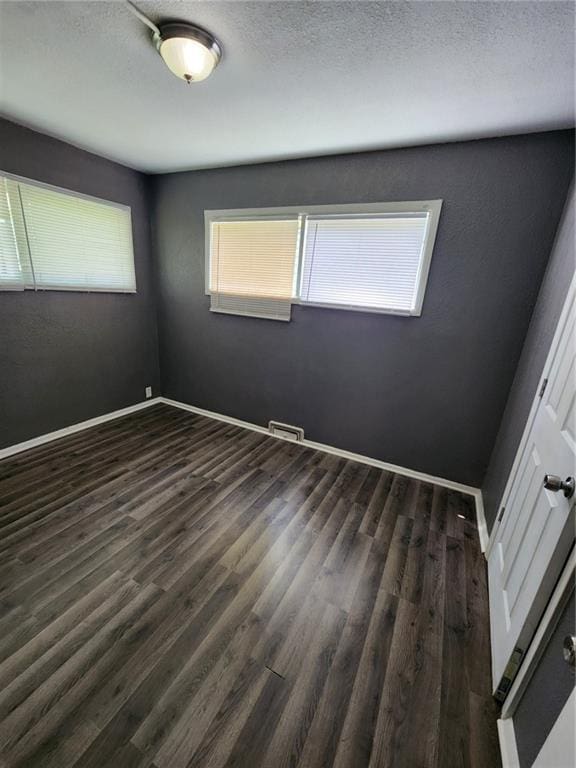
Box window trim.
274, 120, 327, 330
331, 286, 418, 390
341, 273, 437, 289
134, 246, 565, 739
204, 200, 442, 317
0, 169, 136, 294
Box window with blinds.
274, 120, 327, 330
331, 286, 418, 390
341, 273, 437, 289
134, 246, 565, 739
0, 173, 136, 293
205, 201, 441, 320
208, 218, 300, 321
300, 214, 430, 314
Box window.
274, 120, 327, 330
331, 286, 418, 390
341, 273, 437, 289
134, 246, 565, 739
205, 201, 441, 320
209, 218, 300, 321
0, 172, 136, 293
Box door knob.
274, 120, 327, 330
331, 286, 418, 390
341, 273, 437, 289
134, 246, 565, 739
563, 636, 576, 668
543, 475, 575, 499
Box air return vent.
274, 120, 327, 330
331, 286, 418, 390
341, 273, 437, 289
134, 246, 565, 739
268, 421, 304, 442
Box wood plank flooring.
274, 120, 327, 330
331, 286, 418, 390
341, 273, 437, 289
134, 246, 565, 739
0, 403, 501, 768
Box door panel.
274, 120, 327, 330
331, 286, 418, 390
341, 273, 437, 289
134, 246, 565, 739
501, 446, 544, 580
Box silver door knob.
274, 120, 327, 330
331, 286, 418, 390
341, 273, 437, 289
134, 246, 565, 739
563, 636, 576, 667
543, 475, 575, 499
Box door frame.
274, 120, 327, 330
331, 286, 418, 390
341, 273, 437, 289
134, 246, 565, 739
496, 547, 575, 767
486, 272, 576, 560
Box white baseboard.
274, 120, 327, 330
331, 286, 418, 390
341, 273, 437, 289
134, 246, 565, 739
0, 398, 162, 459
160, 396, 483, 504
0, 394, 485, 542
474, 490, 489, 555
497, 718, 520, 768
161, 398, 271, 437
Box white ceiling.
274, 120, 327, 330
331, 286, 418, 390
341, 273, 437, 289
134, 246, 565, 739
0, 1, 574, 173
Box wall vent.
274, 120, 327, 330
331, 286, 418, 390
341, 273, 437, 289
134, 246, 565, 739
268, 421, 304, 442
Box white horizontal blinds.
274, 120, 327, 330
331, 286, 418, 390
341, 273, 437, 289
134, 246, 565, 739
209, 218, 299, 320
18, 181, 136, 292
0, 177, 30, 289
210, 293, 297, 321
300, 213, 430, 313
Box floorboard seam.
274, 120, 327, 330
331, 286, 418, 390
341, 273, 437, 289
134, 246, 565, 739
265, 665, 286, 680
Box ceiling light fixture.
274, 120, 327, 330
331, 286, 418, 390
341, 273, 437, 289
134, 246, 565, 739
155, 23, 222, 83
126, 1, 222, 84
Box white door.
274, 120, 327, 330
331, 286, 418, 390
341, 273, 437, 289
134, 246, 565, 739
488, 280, 576, 697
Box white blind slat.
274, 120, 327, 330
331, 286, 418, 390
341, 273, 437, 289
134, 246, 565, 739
300, 215, 430, 312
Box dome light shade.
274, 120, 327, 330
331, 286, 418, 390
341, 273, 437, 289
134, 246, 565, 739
156, 23, 222, 83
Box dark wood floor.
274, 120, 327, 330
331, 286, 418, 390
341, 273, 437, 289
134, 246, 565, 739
0, 404, 501, 768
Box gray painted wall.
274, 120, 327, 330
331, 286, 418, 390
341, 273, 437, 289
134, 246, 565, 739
152, 131, 574, 487
482, 180, 575, 531
515, 588, 575, 768
0, 118, 160, 448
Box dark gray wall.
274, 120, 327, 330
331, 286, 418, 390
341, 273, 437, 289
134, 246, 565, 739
152, 131, 574, 486
0, 118, 160, 448
515, 587, 575, 768
482, 180, 575, 531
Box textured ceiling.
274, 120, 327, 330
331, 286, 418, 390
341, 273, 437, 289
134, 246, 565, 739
0, 1, 574, 173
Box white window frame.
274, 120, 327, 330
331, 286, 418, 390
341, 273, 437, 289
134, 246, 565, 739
205, 200, 442, 317
0, 169, 136, 294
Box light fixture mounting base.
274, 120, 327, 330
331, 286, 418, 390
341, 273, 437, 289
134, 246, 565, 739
154, 22, 222, 63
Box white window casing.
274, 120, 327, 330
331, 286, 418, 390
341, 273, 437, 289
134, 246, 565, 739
205, 200, 442, 321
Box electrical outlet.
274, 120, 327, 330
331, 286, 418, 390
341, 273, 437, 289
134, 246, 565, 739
145, 386, 152, 399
